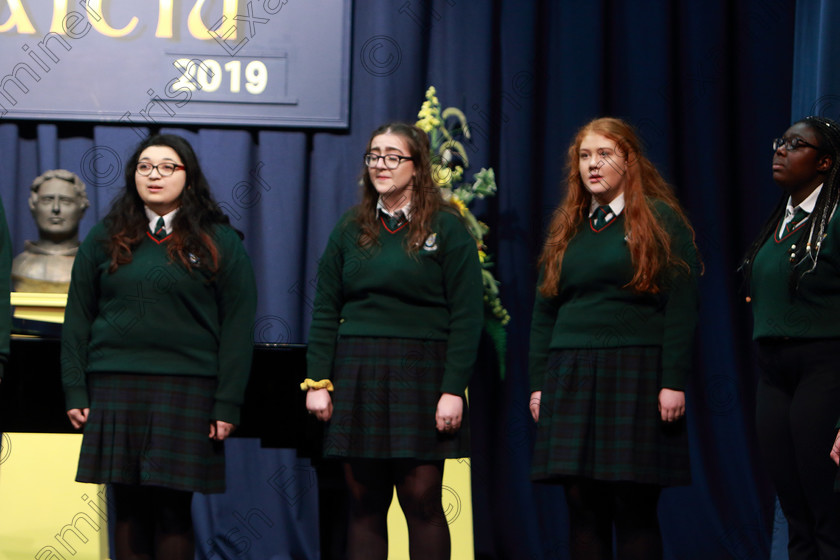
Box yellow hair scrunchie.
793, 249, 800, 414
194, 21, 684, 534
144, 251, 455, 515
300, 378, 334, 392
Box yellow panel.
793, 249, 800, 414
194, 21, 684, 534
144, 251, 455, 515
10, 292, 68, 323
386, 458, 473, 560
0, 433, 109, 560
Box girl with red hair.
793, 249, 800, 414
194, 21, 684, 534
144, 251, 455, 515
529, 117, 701, 559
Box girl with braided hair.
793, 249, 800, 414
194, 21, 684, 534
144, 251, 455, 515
742, 115, 840, 559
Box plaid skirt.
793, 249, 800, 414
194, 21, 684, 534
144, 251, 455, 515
323, 336, 469, 460
76, 373, 226, 494
531, 346, 690, 486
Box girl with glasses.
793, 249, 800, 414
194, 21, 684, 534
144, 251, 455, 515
304, 122, 483, 560
62, 134, 257, 559
529, 117, 701, 559
742, 115, 840, 559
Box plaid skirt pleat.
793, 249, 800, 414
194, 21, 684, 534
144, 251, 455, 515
531, 346, 690, 486
323, 336, 469, 460
76, 373, 226, 494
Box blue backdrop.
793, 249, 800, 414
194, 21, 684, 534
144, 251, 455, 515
0, 0, 831, 558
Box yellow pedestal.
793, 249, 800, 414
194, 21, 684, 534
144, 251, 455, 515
0, 433, 109, 560
386, 457, 473, 559
10, 292, 68, 323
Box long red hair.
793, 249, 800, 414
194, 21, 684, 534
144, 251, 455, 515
538, 117, 697, 297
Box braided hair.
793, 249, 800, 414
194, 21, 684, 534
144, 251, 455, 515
741, 116, 840, 295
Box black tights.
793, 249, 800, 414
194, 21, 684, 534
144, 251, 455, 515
564, 478, 662, 560
111, 484, 194, 560
343, 459, 449, 560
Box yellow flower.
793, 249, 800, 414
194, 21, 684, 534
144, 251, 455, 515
432, 165, 451, 186
478, 250, 487, 263
450, 195, 467, 216
418, 102, 435, 117
451, 166, 464, 184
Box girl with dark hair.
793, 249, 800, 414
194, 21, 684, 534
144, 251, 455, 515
62, 134, 257, 559
305, 122, 483, 559
742, 115, 840, 559
529, 117, 700, 559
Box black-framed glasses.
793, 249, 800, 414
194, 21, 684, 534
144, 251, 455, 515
772, 137, 821, 152
363, 153, 413, 169
136, 162, 185, 176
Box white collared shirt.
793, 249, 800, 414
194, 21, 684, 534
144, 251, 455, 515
376, 197, 412, 222
779, 184, 822, 236
588, 192, 626, 221
145, 206, 179, 235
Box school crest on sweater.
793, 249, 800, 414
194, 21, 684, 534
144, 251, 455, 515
422, 233, 438, 252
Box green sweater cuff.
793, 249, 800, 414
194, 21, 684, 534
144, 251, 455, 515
65, 387, 89, 411
212, 401, 240, 425
660, 373, 686, 391
529, 373, 544, 393
440, 372, 471, 396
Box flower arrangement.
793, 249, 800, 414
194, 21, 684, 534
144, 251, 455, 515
416, 86, 510, 375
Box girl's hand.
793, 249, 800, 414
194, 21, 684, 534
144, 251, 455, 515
658, 388, 685, 422
306, 388, 333, 422
209, 420, 236, 441
67, 408, 90, 429
436, 393, 463, 432
530, 391, 542, 422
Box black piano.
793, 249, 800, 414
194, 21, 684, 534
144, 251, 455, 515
0, 331, 347, 558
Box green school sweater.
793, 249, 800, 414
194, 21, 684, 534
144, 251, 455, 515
61, 222, 257, 424
751, 211, 840, 340
306, 209, 484, 395
529, 200, 700, 392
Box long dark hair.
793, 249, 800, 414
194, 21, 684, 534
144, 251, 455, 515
741, 116, 840, 293
104, 134, 235, 273
355, 122, 456, 252
538, 117, 697, 297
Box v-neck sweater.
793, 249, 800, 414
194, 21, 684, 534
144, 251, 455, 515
306, 208, 484, 394
61, 221, 257, 424
529, 200, 701, 391
751, 210, 840, 340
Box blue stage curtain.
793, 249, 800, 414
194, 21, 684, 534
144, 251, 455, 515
792, 0, 840, 121
0, 1, 801, 558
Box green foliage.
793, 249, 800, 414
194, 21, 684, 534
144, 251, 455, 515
416, 86, 510, 376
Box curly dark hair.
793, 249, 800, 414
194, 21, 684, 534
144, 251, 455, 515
104, 134, 237, 273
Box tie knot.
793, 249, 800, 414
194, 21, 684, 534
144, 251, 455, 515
782, 208, 809, 237
154, 217, 167, 239
379, 209, 405, 231
591, 205, 614, 230
791, 208, 809, 223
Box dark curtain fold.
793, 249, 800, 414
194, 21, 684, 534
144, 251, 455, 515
0, 1, 801, 558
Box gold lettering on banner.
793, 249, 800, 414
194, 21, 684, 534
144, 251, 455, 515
49, 0, 70, 34
188, 0, 238, 40
84, 0, 138, 38
0, 0, 37, 34
156, 0, 174, 38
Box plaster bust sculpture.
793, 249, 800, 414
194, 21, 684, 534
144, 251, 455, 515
12, 170, 90, 293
